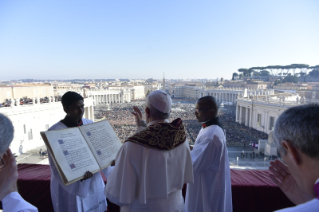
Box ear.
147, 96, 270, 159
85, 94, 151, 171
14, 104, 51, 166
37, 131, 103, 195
281, 140, 302, 165
209, 108, 216, 118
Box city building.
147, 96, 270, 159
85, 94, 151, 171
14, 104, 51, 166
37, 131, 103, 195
273, 82, 308, 90
236, 92, 303, 134
0, 84, 54, 103
1, 97, 94, 155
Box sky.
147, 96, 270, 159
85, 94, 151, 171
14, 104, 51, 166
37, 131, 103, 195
0, 0, 318, 80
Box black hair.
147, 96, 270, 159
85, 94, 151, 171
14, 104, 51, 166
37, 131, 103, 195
198, 96, 218, 116
61, 91, 83, 108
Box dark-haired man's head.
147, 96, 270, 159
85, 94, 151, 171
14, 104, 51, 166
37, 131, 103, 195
61, 92, 84, 122
195, 96, 218, 122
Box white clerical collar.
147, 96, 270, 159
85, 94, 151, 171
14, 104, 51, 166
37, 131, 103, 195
147, 119, 169, 127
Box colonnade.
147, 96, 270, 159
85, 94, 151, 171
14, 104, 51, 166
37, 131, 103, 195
207, 92, 239, 103
236, 104, 252, 127
92, 93, 131, 105
84, 105, 94, 120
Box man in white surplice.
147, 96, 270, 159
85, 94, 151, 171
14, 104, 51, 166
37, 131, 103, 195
105, 90, 194, 212
185, 96, 232, 212
48, 91, 112, 212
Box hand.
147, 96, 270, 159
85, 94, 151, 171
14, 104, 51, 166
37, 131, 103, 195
132, 106, 144, 127
269, 159, 313, 205
82, 171, 93, 181
0, 149, 18, 200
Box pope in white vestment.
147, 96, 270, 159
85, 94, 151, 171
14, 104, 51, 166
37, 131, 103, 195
49, 118, 111, 212
105, 119, 193, 212
105, 90, 194, 212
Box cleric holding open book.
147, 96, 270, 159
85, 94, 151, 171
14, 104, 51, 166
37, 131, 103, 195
47, 91, 112, 212
105, 90, 194, 212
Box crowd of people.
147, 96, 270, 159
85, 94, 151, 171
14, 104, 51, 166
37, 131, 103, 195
95, 100, 268, 144
0, 96, 62, 107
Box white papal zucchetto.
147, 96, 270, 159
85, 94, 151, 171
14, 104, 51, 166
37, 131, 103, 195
146, 90, 172, 113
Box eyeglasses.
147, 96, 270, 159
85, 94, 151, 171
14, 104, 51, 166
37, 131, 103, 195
194, 108, 213, 113
0, 156, 4, 168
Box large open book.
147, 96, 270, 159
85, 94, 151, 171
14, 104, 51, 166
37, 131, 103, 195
40, 120, 122, 185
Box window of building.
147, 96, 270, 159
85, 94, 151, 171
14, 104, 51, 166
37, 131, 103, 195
28, 129, 33, 140
23, 124, 26, 134
257, 114, 261, 126
269, 116, 275, 131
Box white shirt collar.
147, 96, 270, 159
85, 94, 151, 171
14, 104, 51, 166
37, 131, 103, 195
147, 119, 169, 127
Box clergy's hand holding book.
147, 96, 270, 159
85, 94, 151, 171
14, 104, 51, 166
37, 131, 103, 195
41, 120, 122, 185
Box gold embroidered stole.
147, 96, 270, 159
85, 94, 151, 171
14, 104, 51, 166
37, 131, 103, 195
125, 118, 186, 151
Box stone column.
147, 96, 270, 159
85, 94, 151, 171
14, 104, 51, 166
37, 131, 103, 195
90, 106, 94, 121
84, 107, 88, 119
245, 107, 248, 126
239, 106, 242, 124
16, 98, 20, 107
236, 104, 239, 121
250, 107, 253, 128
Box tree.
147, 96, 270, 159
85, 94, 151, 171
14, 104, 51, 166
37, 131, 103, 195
309, 65, 319, 78
260, 70, 270, 77
238, 68, 249, 77
232, 72, 238, 80
282, 75, 298, 83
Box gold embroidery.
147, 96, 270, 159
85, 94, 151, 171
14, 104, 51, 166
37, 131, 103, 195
126, 118, 186, 151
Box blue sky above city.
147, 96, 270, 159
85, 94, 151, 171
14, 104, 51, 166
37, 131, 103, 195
0, 0, 318, 80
